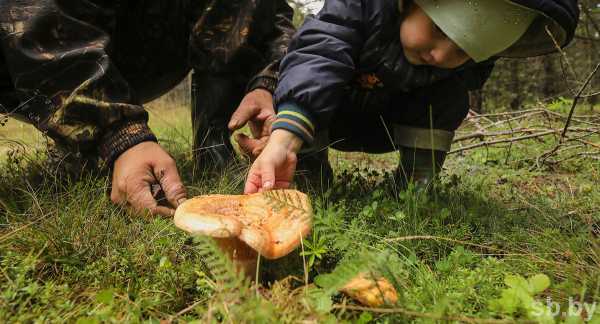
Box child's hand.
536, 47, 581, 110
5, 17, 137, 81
244, 130, 303, 194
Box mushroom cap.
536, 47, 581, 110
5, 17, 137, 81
174, 189, 312, 259
340, 273, 399, 307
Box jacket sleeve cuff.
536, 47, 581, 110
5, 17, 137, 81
271, 103, 316, 144
246, 76, 278, 94
99, 121, 157, 166
246, 61, 280, 94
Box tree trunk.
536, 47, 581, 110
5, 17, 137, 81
469, 90, 483, 113
509, 60, 522, 111
542, 56, 557, 99
584, 3, 599, 110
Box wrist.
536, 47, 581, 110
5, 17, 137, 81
270, 129, 303, 153
99, 121, 157, 168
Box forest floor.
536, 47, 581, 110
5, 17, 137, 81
1, 100, 599, 323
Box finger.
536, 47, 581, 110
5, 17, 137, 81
256, 108, 275, 120
249, 121, 264, 139
154, 162, 187, 208
281, 152, 298, 185
253, 90, 275, 119
235, 133, 253, 156
236, 134, 266, 159
261, 115, 276, 137
110, 170, 127, 205
228, 103, 260, 131
251, 139, 267, 158
126, 180, 159, 215
244, 168, 262, 194
110, 185, 125, 205
260, 161, 276, 191
151, 206, 176, 218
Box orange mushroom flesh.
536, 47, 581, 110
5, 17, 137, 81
174, 189, 313, 277
340, 273, 399, 307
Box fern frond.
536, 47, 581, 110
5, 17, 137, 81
192, 236, 250, 295
192, 236, 286, 322
263, 190, 310, 214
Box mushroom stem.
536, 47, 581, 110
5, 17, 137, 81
213, 237, 258, 279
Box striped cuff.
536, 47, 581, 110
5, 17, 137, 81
272, 103, 316, 144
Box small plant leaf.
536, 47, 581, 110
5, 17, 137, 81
528, 274, 550, 295
95, 289, 114, 305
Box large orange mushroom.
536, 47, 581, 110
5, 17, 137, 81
174, 189, 313, 277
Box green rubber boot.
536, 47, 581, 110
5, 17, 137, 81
393, 125, 454, 190
396, 148, 447, 189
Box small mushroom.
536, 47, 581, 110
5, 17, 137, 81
174, 189, 313, 277
340, 273, 399, 307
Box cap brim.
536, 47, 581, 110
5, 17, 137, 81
498, 15, 567, 58
415, 0, 539, 62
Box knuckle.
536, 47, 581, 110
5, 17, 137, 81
167, 183, 186, 198
175, 185, 187, 196
167, 182, 184, 191
159, 157, 176, 169
165, 158, 177, 168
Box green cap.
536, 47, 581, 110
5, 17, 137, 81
414, 0, 539, 62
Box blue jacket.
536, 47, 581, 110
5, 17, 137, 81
272, 0, 579, 144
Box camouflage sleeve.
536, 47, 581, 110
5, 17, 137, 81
0, 1, 156, 166
246, 0, 295, 94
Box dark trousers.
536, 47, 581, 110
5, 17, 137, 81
314, 76, 470, 154
190, 71, 247, 168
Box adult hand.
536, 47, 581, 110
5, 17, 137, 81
228, 89, 276, 159
244, 129, 303, 194
111, 141, 187, 217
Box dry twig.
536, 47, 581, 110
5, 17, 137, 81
537, 63, 600, 165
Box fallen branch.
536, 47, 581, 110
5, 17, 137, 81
454, 128, 549, 143
465, 108, 545, 119
545, 151, 600, 165
450, 130, 558, 155
574, 139, 600, 149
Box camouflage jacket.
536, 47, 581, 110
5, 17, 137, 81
0, 0, 294, 165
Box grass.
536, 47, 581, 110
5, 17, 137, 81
0, 98, 599, 323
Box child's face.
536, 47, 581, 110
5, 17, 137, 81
400, 3, 471, 69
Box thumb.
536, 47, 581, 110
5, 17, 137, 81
127, 181, 175, 217
154, 162, 187, 208
229, 104, 260, 131
261, 115, 276, 137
